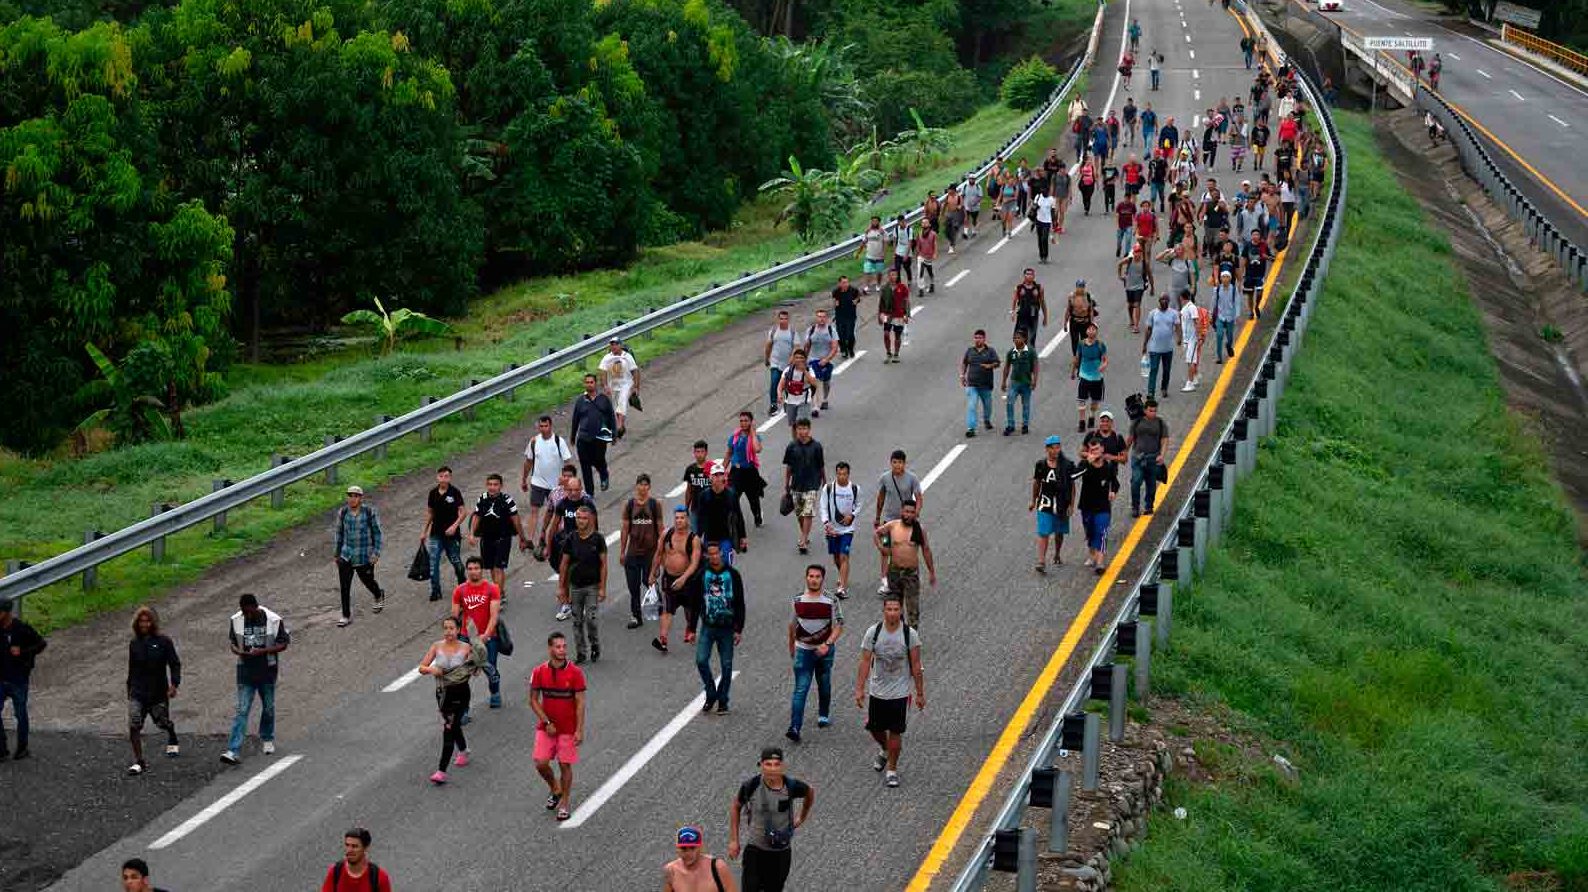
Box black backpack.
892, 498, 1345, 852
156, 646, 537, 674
331, 861, 382, 892
1125, 392, 1146, 422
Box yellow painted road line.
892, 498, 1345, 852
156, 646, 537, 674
903, 54, 1307, 892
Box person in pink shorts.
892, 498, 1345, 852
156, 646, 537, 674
529, 631, 586, 821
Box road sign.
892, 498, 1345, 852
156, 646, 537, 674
1493, 1, 1542, 30
1364, 36, 1434, 51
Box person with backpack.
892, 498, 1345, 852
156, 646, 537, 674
818, 462, 861, 598
690, 541, 746, 715
803, 309, 840, 414
853, 595, 924, 789
725, 412, 767, 528
1011, 268, 1049, 344
1077, 154, 1098, 216
1062, 279, 1096, 358
418, 615, 481, 784
1031, 436, 1078, 571
320, 827, 392, 892
665, 825, 739, 892
730, 747, 815, 891
521, 415, 574, 558
332, 485, 384, 627
621, 474, 664, 631
650, 506, 702, 655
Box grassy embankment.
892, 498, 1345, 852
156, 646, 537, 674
1112, 112, 1588, 891
1, 71, 1091, 632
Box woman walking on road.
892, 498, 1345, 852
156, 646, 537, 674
418, 616, 481, 784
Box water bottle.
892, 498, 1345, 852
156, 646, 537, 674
1140, 354, 1151, 378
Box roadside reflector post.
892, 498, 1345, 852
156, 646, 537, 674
1207, 463, 1226, 546
1048, 770, 1074, 853
1155, 554, 1176, 648
1192, 490, 1211, 571
992, 828, 1022, 873
83, 530, 104, 589
1081, 712, 1102, 792
1233, 417, 1254, 480
1133, 618, 1153, 700
324, 435, 342, 486
421, 396, 438, 442
213, 479, 232, 533
1258, 372, 1276, 437
1029, 766, 1056, 809
1178, 518, 1198, 582
1108, 663, 1128, 742
374, 416, 394, 460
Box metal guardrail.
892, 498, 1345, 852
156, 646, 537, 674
0, 14, 1103, 607
947, 37, 1350, 892
1500, 23, 1588, 77
1417, 88, 1588, 292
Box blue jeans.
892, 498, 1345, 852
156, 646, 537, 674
460, 634, 501, 696
1082, 510, 1111, 552
1150, 69, 1161, 90
427, 535, 464, 599
1131, 453, 1161, 512
1116, 225, 1135, 256
228, 682, 276, 752
789, 647, 835, 732
1147, 351, 1172, 397
1143, 126, 1156, 151
965, 386, 993, 430
767, 366, 784, 411
1149, 181, 1165, 210
695, 625, 736, 707
0, 678, 29, 753
1298, 182, 1312, 219
1214, 318, 1235, 359
1006, 383, 1032, 427
1243, 49, 1254, 68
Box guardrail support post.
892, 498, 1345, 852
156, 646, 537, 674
1017, 828, 1038, 892
1207, 463, 1226, 546
1180, 516, 1201, 579
504, 364, 519, 402
3, 561, 26, 618
1155, 571, 1174, 649
270, 455, 291, 509
464, 381, 480, 421
1135, 618, 1153, 700
1048, 769, 1073, 853
324, 435, 341, 486
213, 479, 231, 533
83, 530, 103, 589
374, 416, 394, 460
420, 396, 438, 442
1192, 490, 1211, 570
1235, 417, 1255, 480
1108, 662, 1128, 742
1081, 712, 1101, 792
150, 503, 171, 562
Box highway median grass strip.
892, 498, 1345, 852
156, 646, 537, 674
1112, 111, 1588, 892
1, 96, 1085, 633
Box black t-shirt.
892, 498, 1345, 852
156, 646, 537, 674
783, 439, 825, 491
565, 531, 607, 587
683, 462, 712, 509
556, 493, 598, 535
1148, 157, 1168, 183
1090, 431, 1128, 460
428, 485, 465, 536
1015, 283, 1043, 320
1251, 124, 1270, 147
832, 286, 860, 320
1073, 461, 1117, 513
1204, 205, 1229, 231
1033, 458, 1075, 514
963, 346, 1000, 389
473, 491, 519, 539
1275, 145, 1295, 172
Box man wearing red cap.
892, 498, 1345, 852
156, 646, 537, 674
664, 825, 737, 891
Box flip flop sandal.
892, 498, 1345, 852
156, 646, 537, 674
556, 807, 571, 821
546, 793, 560, 811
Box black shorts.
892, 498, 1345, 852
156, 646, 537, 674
866, 696, 909, 735
660, 572, 696, 614
1126, 288, 1145, 307
1077, 378, 1104, 402
480, 536, 514, 570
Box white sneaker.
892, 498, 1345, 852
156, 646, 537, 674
877, 579, 890, 595
555, 604, 573, 622
127, 762, 145, 776
220, 751, 240, 765
164, 744, 180, 757
262, 741, 276, 756
873, 751, 888, 772
1181, 381, 1196, 392
885, 771, 901, 788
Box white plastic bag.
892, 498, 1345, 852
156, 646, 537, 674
640, 583, 661, 622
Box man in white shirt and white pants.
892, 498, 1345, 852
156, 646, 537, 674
598, 338, 640, 438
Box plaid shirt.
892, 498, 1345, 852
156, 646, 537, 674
335, 504, 383, 565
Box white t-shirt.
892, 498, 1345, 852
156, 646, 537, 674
1035, 194, 1056, 225
819, 481, 860, 534
598, 350, 637, 387
1180, 301, 1200, 341
524, 433, 573, 490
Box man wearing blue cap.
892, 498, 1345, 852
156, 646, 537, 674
664, 825, 736, 891
1030, 436, 1078, 572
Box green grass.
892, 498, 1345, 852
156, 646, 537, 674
1112, 111, 1588, 892
0, 87, 1087, 633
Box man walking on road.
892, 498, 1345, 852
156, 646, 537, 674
544, 475, 597, 621
1141, 294, 1178, 401
874, 501, 937, 627
1002, 328, 1038, 436
855, 596, 924, 788
786, 565, 843, 742
529, 631, 585, 822
521, 415, 573, 557
691, 541, 745, 715
1179, 290, 1207, 392
878, 269, 911, 363
558, 505, 607, 664
222, 593, 288, 765
696, 461, 749, 562
804, 309, 840, 413
1128, 399, 1170, 517
961, 329, 1000, 438
831, 277, 860, 359
1011, 269, 1049, 345
451, 557, 503, 708
320, 827, 393, 892
333, 485, 384, 626
730, 747, 814, 892
683, 439, 714, 535
467, 474, 525, 600
597, 338, 640, 440
725, 414, 766, 529
1073, 439, 1118, 574
873, 450, 923, 594
570, 374, 617, 494
782, 421, 826, 555
620, 474, 662, 630
1072, 322, 1108, 433
0, 598, 44, 762
818, 462, 861, 598
665, 826, 737, 892
650, 507, 702, 655
422, 466, 467, 603
1034, 184, 1057, 263
1031, 436, 1078, 571
764, 310, 796, 418
125, 606, 182, 774
777, 349, 818, 431
1212, 269, 1240, 363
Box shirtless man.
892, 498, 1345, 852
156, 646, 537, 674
648, 506, 701, 655
664, 826, 737, 892
872, 500, 937, 628
922, 190, 941, 239
942, 185, 964, 254
1063, 280, 1097, 358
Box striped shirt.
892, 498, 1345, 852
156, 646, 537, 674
335, 504, 383, 566
791, 593, 843, 650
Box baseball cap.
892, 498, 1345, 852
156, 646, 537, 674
1075, 278, 1087, 287
708, 460, 728, 476
1044, 435, 1062, 447
1098, 410, 1115, 420
760, 746, 785, 763
675, 505, 689, 514
676, 826, 703, 848
1220, 270, 1233, 278
608, 337, 622, 345
345, 485, 364, 495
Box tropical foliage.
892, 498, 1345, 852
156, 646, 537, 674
1000, 55, 1061, 109
341, 298, 454, 355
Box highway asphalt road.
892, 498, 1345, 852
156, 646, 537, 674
1308, 0, 1588, 238
40, 0, 1282, 888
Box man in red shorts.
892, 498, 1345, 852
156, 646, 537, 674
529, 631, 586, 821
